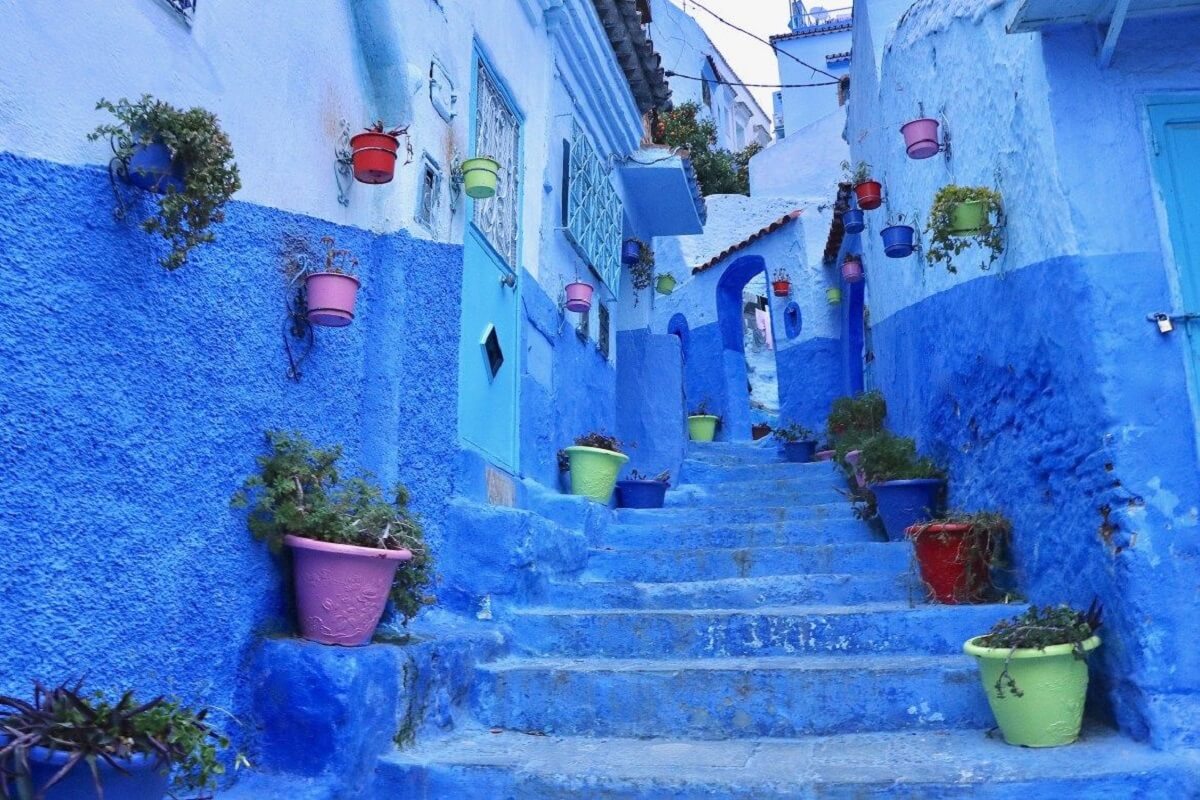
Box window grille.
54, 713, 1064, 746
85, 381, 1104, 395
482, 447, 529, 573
415, 155, 442, 231
565, 122, 622, 292
598, 303, 611, 360
473, 61, 520, 267
158, 0, 196, 23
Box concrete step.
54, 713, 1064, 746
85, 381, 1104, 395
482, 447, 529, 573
536, 573, 915, 610
680, 459, 845, 485
377, 727, 1199, 799
666, 483, 848, 507
583, 542, 911, 583
598, 519, 876, 549
507, 603, 1022, 659
472, 654, 991, 738
614, 502, 856, 527
685, 442, 786, 465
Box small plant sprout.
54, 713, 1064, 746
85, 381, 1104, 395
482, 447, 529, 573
627, 469, 671, 485
841, 159, 873, 185
773, 423, 817, 443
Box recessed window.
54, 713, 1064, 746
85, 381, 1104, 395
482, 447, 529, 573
415, 155, 442, 231
598, 303, 611, 359
481, 325, 504, 380
784, 301, 802, 339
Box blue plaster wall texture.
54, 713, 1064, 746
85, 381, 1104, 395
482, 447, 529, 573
0, 154, 463, 744
616, 328, 687, 479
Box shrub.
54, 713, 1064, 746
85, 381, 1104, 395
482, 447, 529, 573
857, 432, 943, 484
659, 102, 760, 196
773, 423, 817, 443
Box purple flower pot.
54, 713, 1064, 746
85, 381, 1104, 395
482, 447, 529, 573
19, 747, 168, 800
845, 449, 865, 488
565, 281, 594, 313
842, 259, 864, 284
285, 535, 413, 646
881, 225, 917, 258
843, 208, 865, 234
125, 141, 185, 194
621, 240, 642, 265
901, 118, 941, 160
871, 479, 945, 542
782, 441, 818, 463
306, 272, 362, 327
616, 479, 668, 509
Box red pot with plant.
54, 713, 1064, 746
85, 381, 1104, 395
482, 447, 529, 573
907, 513, 1010, 604
843, 160, 882, 210
350, 121, 409, 184
772, 268, 791, 297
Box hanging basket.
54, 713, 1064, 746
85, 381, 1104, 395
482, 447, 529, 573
843, 208, 866, 234
349, 131, 401, 184
881, 225, 917, 258
655, 274, 677, 295
826, 287, 842, 305
622, 240, 642, 265
901, 118, 941, 160
462, 157, 501, 199
565, 281, 594, 313
306, 272, 362, 327
772, 280, 791, 297
124, 140, 186, 194
854, 180, 883, 211
950, 201, 987, 235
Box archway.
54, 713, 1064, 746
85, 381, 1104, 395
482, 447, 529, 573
715, 255, 780, 441
666, 312, 691, 425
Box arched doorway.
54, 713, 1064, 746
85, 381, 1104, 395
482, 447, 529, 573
715, 255, 780, 441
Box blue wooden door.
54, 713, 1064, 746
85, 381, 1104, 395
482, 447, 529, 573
1149, 99, 1200, 408
457, 56, 521, 472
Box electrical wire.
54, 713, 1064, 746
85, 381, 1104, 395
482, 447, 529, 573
682, 0, 842, 82
665, 70, 840, 89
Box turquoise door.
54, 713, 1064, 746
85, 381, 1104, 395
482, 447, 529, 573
457, 56, 522, 471
1149, 98, 1200, 408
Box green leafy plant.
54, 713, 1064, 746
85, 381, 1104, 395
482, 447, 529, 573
826, 391, 887, 446
626, 239, 655, 301
0, 682, 240, 800
690, 399, 716, 418
925, 184, 1005, 273
841, 159, 873, 185
857, 432, 944, 484
658, 102, 760, 196
908, 510, 1013, 603
232, 431, 433, 622
89, 95, 241, 270
977, 602, 1103, 698
773, 422, 817, 443
627, 469, 670, 485
574, 432, 623, 454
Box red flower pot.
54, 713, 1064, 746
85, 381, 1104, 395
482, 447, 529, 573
349, 131, 400, 184
906, 523, 991, 604
854, 180, 883, 211
772, 280, 790, 297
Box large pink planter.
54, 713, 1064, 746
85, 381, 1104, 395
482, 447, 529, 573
901, 118, 941, 160
565, 281, 594, 313
306, 272, 362, 328
284, 535, 412, 646
842, 259, 864, 283
816, 449, 836, 462
845, 449, 866, 488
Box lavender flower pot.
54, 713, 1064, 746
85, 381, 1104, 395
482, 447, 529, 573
284, 535, 413, 646
565, 281, 594, 313
842, 259, 864, 284
901, 117, 941, 160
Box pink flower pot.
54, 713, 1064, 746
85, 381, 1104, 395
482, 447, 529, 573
306, 272, 362, 328
816, 449, 836, 462
842, 259, 864, 283
901, 118, 941, 160
284, 535, 412, 646
845, 449, 866, 488
565, 281, 594, 313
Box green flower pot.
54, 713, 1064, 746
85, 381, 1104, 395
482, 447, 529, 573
461, 157, 500, 199
826, 287, 842, 305
655, 274, 677, 295
963, 634, 1101, 748
688, 415, 719, 442
950, 200, 986, 235
565, 445, 629, 503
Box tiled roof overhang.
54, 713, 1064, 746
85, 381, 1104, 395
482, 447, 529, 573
592, 0, 673, 113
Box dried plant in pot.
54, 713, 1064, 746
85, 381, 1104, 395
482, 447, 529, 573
773, 422, 819, 463
964, 603, 1103, 748
906, 511, 1011, 604
302, 236, 362, 327
564, 432, 629, 503
687, 400, 720, 442
626, 239, 656, 304
232, 431, 433, 644
616, 469, 671, 509
349, 120, 412, 184
771, 268, 791, 297
858, 432, 945, 542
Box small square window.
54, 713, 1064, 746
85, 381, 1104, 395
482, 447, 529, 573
598, 303, 610, 360
415, 155, 442, 231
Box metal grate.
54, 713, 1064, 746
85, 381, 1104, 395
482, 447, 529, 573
598, 303, 611, 359
566, 122, 622, 292
415, 156, 441, 231
473, 61, 521, 267
159, 0, 197, 22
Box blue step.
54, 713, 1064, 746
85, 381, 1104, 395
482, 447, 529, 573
506, 603, 1023, 659
472, 654, 992, 738
537, 572, 914, 609
615, 503, 856, 527
377, 727, 1199, 799
598, 519, 875, 549
583, 542, 911, 583
679, 460, 846, 485
666, 483, 849, 507
685, 443, 786, 464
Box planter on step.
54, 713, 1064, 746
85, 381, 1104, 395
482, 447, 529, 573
881, 225, 917, 258
284, 534, 412, 646
772, 280, 791, 297
816, 449, 836, 462
622, 239, 642, 265
871, 479, 944, 542
349, 130, 402, 184
655, 273, 677, 295
906, 523, 990, 604
17, 747, 168, 800
841, 258, 864, 284
125, 139, 185, 194
901, 117, 941, 160
306, 272, 362, 327
854, 180, 883, 211
844, 449, 865, 488
688, 415, 719, 442
826, 287, 842, 305
842, 207, 866, 234
565, 281, 594, 313
950, 200, 986, 235
461, 157, 501, 199
752, 423, 772, 441
782, 440, 818, 463
565, 445, 629, 503
963, 635, 1101, 747
616, 479, 668, 509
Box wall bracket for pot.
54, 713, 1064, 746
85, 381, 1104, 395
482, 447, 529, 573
334, 118, 354, 207
101, 133, 141, 223
939, 115, 952, 163
284, 277, 316, 382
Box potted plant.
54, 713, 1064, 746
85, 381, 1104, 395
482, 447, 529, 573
815, 445, 836, 461
460, 156, 501, 199
565, 279, 594, 313
858, 432, 945, 542
906, 511, 1011, 604
901, 116, 942, 160
926, 185, 1005, 273
564, 432, 629, 503
655, 272, 677, 295
88, 95, 241, 270
774, 422, 819, 463
964, 603, 1103, 747
627, 240, 655, 304
842, 206, 866, 235
300, 236, 363, 327
0, 682, 236, 800
772, 269, 791, 297
349, 120, 411, 184
233, 431, 432, 645
842, 160, 882, 211
880, 212, 917, 258
827, 391, 886, 487
826, 287, 842, 305
841, 254, 864, 284
622, 238, 643, 266
687, 401, 720, 442
616, 469, 670, 509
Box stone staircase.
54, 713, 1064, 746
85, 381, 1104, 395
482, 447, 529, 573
378, 442, 1195, 798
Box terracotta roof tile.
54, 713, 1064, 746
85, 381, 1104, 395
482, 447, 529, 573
692, 210, 803, 274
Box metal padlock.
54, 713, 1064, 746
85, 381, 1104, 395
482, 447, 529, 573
1155, 313, 1174, 334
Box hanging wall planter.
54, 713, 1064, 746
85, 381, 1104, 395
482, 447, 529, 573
461, 156, 501, 199
305, 237, 362, 327
881, 223, 917, 258
826, 287, 842, 305
565, 433, 628, 503
349, 121, 409, 184
927, 185, 1005, 273
843, 161, 882, 211
565, 280, 594, 313
124, 136, 185, 194
622, 239, 643, 265
950, 200, 987, 234
901, 117, 942, 160
655, 273, 677, 295
841, 256, 864, 284
843, 207, 866, 234
772, 269, 791, 297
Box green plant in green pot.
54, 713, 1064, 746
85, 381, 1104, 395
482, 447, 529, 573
687, 400, 720, 443
926, 185, 1004, 274
0, 681, 242, 800
858, 432, 945, 542
964, 602, 1103, 747
564, 432, 629, 503
89, 95, 241, 270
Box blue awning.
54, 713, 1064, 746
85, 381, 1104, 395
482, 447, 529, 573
1009, 0, 1200, 32
617, 149, 707, 236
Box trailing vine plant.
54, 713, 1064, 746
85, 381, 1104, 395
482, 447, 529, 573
977, 602, 1103, 699
908, 510, 1013, 603
925, 185, 1005, 274
627, 239, 655, 303
89, 95, 241, 270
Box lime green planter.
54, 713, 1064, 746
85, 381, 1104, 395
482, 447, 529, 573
963, 635, 1101, 747
655, 274, 677, 295
826, 287, 842, 305
950, 200, 986, 235
461, 157, 500, 199
565, 445, 629, 503
688, 415, 719, 442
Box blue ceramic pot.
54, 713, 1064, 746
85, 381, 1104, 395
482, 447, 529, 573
616, 480, 668, 509
871, 479, 944, 542
782, 441, 817, 463
20, 747, 169, 800
621, 240, 642, 266
880, 225, 916, 258
843, 208, 866, 235
125, 141, 185, 194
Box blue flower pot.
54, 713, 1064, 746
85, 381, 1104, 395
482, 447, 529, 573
621, 240, 642, 266
19, 747, 169, 800
871, 479, 944, 542
782, 441, 817, 463
843, 208, 866, 235
125, 141, 185, 194
881, 225, 916, 258
616, 480, 668, 509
